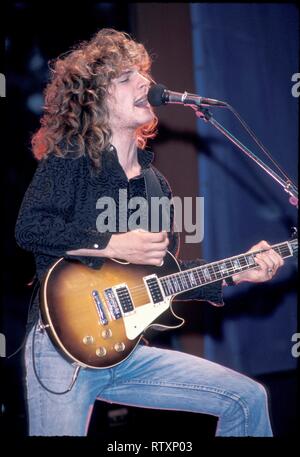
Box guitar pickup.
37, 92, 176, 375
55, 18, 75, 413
113, 284, 135, 315
144, 275, 165, 304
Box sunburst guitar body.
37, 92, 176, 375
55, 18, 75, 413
40, 251, 183, 369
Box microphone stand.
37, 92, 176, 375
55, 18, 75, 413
194, 107, 298, 208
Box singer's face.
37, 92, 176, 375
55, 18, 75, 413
106, 68, 154, 134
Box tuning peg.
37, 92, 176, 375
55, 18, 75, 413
291, 227, 298, 239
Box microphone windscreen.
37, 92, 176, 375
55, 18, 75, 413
147, 84, 166, 106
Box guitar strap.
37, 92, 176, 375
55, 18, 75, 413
143, 167, 171, 232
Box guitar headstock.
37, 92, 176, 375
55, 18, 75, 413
291, 226, 298, 239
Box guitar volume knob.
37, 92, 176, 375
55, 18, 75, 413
96, 347, 107, 357
83, 336, 94, 345
101, 328, 113, 339
114, 342, 125, 352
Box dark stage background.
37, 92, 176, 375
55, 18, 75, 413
1, 2, 299, 440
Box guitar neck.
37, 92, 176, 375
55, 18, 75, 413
159, 240, 298, 297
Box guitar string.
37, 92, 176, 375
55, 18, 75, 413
124, 244, 295, 295
91, 242, 296, 322
128, 250, 295, 296
96, 245, 296, 321
128, 261, 287, 298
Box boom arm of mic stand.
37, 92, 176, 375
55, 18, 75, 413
195, 107, 298, 208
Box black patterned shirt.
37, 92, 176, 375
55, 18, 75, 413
15, 146, 223, 328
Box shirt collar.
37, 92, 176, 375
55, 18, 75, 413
103, 144, 154, 171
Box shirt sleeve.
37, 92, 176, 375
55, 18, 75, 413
15, 154, 112, 258
175, 258, 224, 306
153, 166, 224, 307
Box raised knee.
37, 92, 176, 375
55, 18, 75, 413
250, 381, 269, 407
226, 379, 269, 417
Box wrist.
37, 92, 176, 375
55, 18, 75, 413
102, 235, 117, 258
104, 233, 126, 258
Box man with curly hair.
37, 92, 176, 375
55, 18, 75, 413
15, 28, 283, 436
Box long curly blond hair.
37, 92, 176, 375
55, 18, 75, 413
32, 28, 158, 169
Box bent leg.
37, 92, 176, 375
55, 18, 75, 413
101, 345, 272, 437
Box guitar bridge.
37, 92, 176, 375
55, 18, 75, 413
104, 288, 122, 320
92, 290, 108, 325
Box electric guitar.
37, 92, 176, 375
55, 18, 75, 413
40, 238, 298, 369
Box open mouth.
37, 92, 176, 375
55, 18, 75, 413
134, 96, 149, 107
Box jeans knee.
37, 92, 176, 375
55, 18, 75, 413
225, 378, 269, 420
248, 380, 269, 409
219, 380, 271, 436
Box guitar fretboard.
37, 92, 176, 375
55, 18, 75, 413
160, 240, 297, 297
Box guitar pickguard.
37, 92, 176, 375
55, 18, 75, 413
123, 298, 171, 339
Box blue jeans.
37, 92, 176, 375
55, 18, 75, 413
24, 322, 273, 436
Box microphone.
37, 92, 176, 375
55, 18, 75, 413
147, 83, 227, 108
